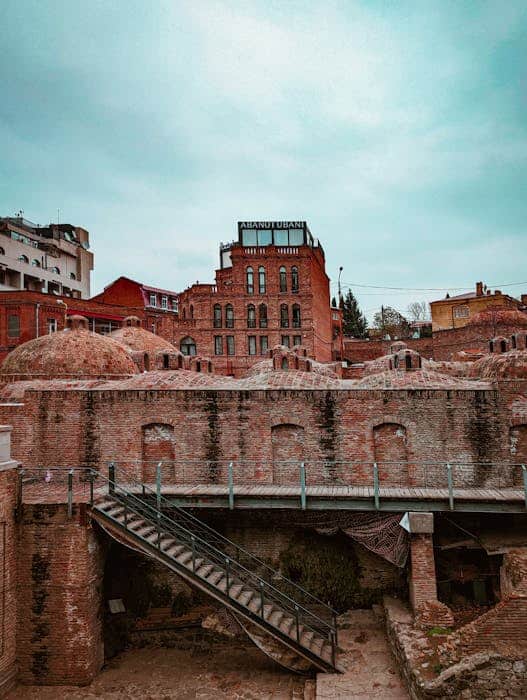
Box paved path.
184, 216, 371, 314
316, 609, 409, 700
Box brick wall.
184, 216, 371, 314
0, 460, 18, 694
2, 385, 511, 489
17, 504, 104, 685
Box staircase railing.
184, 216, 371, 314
93, 466, 338, 664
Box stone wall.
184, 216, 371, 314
17, 504, 104, 685
384, 596, 527, 699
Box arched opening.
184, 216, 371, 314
259, 303, 267, 328
247, 304, 256, 328
142, 423, 175, 482
18, 255, 29, 264
213, 304, 222, 328
31, 259, 41, 267
489, 340, 494, 352
500, 339, 507, 353
280, 304, 289, 328
196, 360, 201, 372
511, 336, 517, 349
225, 304, 234, 328
405, 354, 412, 370
189, 305, 194, 320
291, 266, 299, 292
246, 266, 254, 294
373, 423, 409, 485
258, 266, 266, 294
143, 353, 150, 371
180, 336, 196, 356
271, 423, 304, 484
163, 354, 169, 369
281, 357, 289, 370
177, 354, 183, 369
279, 266, 287, 293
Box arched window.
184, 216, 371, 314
163, 354, 170, 369
512, 335, 517, 349
213, 304, 222, 328
292, 304, 301, 328
70, 272, 76, 280
258, 266, 266, 294
279, 266, 287, 292
281, 357, 289, 370
291, 266, 299, 292
280, 304, 289, 328
247, 304, 256, 328
18, 255, 29, 264
501, 339, 507, 353
182, 307, 187, 320
180, 336, 197, 356
225, 304, 234, 328
50, 266, 60, 274
189, 304, 194, 319
259, 303, 268, 328
246, 266, 254, 294
405, 354, 412, 370
0, 247, 5, 255
31, 259, 41, 267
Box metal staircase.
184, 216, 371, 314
90, 472, 340, 674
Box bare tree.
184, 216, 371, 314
407, 301, 430, 321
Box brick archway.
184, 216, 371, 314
271, 423, 304, 485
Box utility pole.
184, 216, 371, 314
337, 267, 344, 361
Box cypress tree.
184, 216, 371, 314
341, 290, 368, 338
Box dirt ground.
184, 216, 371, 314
8, 638, 309, 700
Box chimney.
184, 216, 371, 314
476, 281, 483, 297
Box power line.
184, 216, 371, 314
332, 280, 527, 292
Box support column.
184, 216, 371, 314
407, 512, 454, 628
0, 426, 19, 695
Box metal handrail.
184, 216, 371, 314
104, 463, 338, 620
92, 468, 337, 642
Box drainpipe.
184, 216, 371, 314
35, 303, 40, 338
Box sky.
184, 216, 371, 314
1, 0, 527, 321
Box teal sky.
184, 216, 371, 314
1, 1, 526, 319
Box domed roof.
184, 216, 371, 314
0, 321, 137, 379
469, 350, 527, 380
110, 317, 175, 354
466, 308, 527, 328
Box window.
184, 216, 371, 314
279, 266, 287, 292
246, 266, 254, 294
291, 266, 299, 292
161, 296, 168, 309
281, 335, 290, 347
149, 293, 157, 307
258, 266, 266, 294
180, 336, 196, 356
453, 305, 469, 319
189, 305, 194, 319
18, 255, 29, 264
259, 303, 268, 328
7, 315, 20, 338
226, 335, 235, 356
248, 335, 257, 355
31, 258, 41, 267
69, 272, 76, 280
48, 318, 58, 334
293, 335, 302, 346
214, 336, 223, 355
281, 357, 289, 370
260, 336, 268, 355
50, 266, 60, 274
274, 229, 288, 246
213, 304, 222, 328
247, 304, 256, 328
292, 304, 301, 328
225, 304, 234, 328
171, 297, 179, 312
182, 307, 186, 320
0, 247, 4, 255
280, 304, 289, 328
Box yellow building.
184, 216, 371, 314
431, 282, 526, 332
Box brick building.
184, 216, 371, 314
93, 221, 334, 375
0, 316, 525, 689
0, 216, 93, 298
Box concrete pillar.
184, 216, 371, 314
406, 512, 454, 628
0, 426, 19, 695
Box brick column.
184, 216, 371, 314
0, 426, 19, 695
406, 512, 454, 629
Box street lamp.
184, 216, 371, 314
338, 266, 343, 305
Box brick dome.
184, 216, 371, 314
0, 321, 137, 380
110, 320, 175, 354
466, 308, 527, 328
470, 350, 527, 380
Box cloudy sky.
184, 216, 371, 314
1, 0, 526, 320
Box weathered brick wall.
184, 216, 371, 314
4, 386, 510, 489
409, 535, 437, 611
0, 464, 18, 694
343, 337, 434, 364
17, 504, 104, 686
